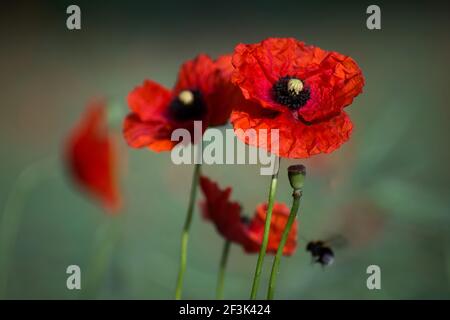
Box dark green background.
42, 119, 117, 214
0, 0, 449, 299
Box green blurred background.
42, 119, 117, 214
0, 0, 449, 299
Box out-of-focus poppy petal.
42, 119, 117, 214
199, 176, 298, 255
127, 80, 172, 122
246, 202, 297, 255
174, 54, 216, 96
215, 54, 234, 79
123, 113, 176, 151
206, 54, 241, 126
199, 176, 252, 245
66, 101, 122, 213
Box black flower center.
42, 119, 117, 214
169, 89, 206, 121
273, 76, 310, 110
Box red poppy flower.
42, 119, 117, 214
66, 100, 122, 213
231, 37, 364, 158
124, 54, 237, 152
199, 176, 297, 255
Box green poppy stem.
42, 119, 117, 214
216, 240, 231, 300
250, 158, 280, 299
175, 162, 201, 300
267, 189, 302, 300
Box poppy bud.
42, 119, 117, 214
287, 164, 306, 190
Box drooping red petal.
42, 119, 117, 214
66, 101, 122, 213
246, 202, 297, 256
199, 176, 299, 255
199, 176, 252, 246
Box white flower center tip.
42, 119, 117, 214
287, 79, 304, 95
178, 90, 194, 105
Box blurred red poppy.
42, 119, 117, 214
247, 203, 297, 255
199, 176, 297, 255
66, 100, 122, 213
124, 54, 238, 152
231, 37, 364, 158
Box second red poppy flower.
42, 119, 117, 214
124, 54, 237, 152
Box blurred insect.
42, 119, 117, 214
306, 240, 335, 266
304, 235, 347, 267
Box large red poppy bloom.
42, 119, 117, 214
124, 54, 236, 152
199, 176, 297, 255
231, 37, 364, 158
66, 101, 122, 213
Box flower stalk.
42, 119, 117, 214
216, 240, 231, 300
175, 162, 202, 300
250, 158, 280, 299
267, 164, 306, 300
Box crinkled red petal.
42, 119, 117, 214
232, 37, 364, 121
231, 98, 353, 159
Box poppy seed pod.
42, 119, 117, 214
288, 164, 306, 191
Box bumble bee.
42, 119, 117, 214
305, 236, 347, 267
306, 241, 334, 266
